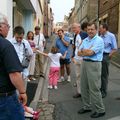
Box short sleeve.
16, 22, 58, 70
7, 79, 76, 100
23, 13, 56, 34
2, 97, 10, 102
2, 44, 23, 73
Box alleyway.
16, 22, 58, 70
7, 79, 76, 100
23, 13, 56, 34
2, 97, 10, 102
49, 63, 120, 120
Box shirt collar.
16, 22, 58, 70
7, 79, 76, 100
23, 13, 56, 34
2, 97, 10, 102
12, 37, 24, 44
86, 34, 98, 42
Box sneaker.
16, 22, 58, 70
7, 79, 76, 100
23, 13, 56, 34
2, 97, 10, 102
54, 86, 58, 89
32, 77, 36, 81
67, 76, 71, 82
25, 112, 33, 118
48, 85, 53, 89
58, 76, 64, 82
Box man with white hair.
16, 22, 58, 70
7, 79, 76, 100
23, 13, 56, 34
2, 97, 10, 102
0, 13, 27, 120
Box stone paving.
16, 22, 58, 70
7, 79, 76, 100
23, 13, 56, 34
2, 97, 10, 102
37, 102, 55, 120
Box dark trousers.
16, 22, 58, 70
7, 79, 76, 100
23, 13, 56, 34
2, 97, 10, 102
101, 54, 110, 95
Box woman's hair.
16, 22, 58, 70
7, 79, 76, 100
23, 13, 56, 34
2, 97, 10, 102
27, 31, 34, 40
51, 46, 58, 54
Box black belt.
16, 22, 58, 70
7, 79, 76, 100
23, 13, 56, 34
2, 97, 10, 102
103, 53, 109, 55
0, 91, 15, 97
83, 59, 100, 62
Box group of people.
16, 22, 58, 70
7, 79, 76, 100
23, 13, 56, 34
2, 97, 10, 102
49, 22, 117, 118
0, 11, 118, 120
0, 13, 46, 120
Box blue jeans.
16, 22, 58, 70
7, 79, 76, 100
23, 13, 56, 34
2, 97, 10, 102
0, 92, 25, 120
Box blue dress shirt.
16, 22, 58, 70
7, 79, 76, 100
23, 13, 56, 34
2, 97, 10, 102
100, 31, 117, 53
79, 35, 104, 61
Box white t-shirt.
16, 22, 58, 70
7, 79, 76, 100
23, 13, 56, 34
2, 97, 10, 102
74, 34, 83, 61
34, 33, 45, 52
48, 53, 62, 67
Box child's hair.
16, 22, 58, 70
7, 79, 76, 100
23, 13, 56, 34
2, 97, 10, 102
51, 46, 58, 54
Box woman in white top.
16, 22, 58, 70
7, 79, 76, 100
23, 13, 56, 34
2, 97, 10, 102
37, 46, 67, 89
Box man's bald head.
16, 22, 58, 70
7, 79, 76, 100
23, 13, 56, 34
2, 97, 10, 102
72, 23, 81, 34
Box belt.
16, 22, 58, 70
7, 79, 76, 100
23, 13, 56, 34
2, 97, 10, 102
83, 59, 100, 62
0, 91, 15, 97
103, 53, 109, 55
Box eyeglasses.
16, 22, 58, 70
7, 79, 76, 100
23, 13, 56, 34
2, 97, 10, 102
0, 23, 10, 29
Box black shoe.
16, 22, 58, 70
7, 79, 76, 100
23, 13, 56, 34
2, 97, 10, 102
78, 108, 92, 114
102, 93, 107, 98
90, 112, 105, 118
40, 74, 45, 78
73, 93, 81, 98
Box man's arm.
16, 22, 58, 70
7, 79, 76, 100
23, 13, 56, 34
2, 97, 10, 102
78, 49, 94, 56
9, 72, 27, 105
109, 49, 117, 58
61, 35, 70, 46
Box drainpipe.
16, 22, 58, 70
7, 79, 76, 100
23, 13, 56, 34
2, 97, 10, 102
118, 1, 120, 48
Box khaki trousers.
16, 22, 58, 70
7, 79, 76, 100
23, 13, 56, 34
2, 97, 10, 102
34, 53, 44, 75
74, 60, 81, 94
81, 61, 105, 113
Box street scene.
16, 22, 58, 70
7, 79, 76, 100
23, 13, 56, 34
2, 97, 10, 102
0, 0, 120, 120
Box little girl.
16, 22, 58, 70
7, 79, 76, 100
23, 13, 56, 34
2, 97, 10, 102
37, 46, 67, 89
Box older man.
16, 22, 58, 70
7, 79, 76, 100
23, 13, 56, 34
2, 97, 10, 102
99, 23, 117, 98
77, 22, 105, 118
0, 13, 27, 120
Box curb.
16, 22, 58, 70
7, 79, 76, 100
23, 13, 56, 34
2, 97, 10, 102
29, 35, 56, 110
111, 60, 120, 68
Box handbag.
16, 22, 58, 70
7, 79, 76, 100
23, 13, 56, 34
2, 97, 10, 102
21, 43, 30, 68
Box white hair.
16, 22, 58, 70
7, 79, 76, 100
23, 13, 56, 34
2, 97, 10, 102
72, 23, 80, 27
0, 13, 8, 24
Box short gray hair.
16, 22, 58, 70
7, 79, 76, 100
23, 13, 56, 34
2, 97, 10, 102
0, 13, 8, 24
72, 23, 80, 28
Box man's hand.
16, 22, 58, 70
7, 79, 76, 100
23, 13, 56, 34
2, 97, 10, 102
19, 93, 27, 105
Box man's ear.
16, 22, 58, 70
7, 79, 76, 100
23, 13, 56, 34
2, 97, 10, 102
0, 26, 2, 32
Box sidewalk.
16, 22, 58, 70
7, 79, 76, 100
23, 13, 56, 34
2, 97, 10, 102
26, 35, 56, 120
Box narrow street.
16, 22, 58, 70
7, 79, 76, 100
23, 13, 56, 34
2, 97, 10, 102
49, 63, 120, 120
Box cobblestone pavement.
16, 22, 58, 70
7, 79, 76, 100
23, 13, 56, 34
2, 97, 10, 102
37, 102, 55, 120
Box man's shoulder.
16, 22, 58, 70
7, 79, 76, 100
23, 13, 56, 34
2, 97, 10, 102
107, 31, 115, 38
0, 36, 13, 47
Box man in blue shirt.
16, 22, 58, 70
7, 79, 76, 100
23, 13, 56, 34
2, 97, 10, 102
55, 29, 71, 82
77, 22, 105, 118
99, 23, 117, 98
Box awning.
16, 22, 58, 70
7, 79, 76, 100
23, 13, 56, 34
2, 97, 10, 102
14, 0, 36, 13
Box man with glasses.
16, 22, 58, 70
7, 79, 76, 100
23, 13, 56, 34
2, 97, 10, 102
0, 13, 27, 120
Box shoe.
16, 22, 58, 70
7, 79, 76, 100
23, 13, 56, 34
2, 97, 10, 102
40, 74, 45, 78
67, 76, 71, 82
115, 97, 120, 100
54, 86, 58, 89
90, 112, 105, 118
78, 108, 92, 114
102, 92, 107, 98
48, 85, 53, 89
58, 77, 64, 82
32, 77, 36, 81
73, 93, 81, 98
25, 112, 33, 118
73, 83, 77, 87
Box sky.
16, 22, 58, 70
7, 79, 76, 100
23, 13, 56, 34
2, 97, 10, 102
50, 0, 74, 23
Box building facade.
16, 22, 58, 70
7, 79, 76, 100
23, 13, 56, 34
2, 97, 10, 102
0, 0, 45, 38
